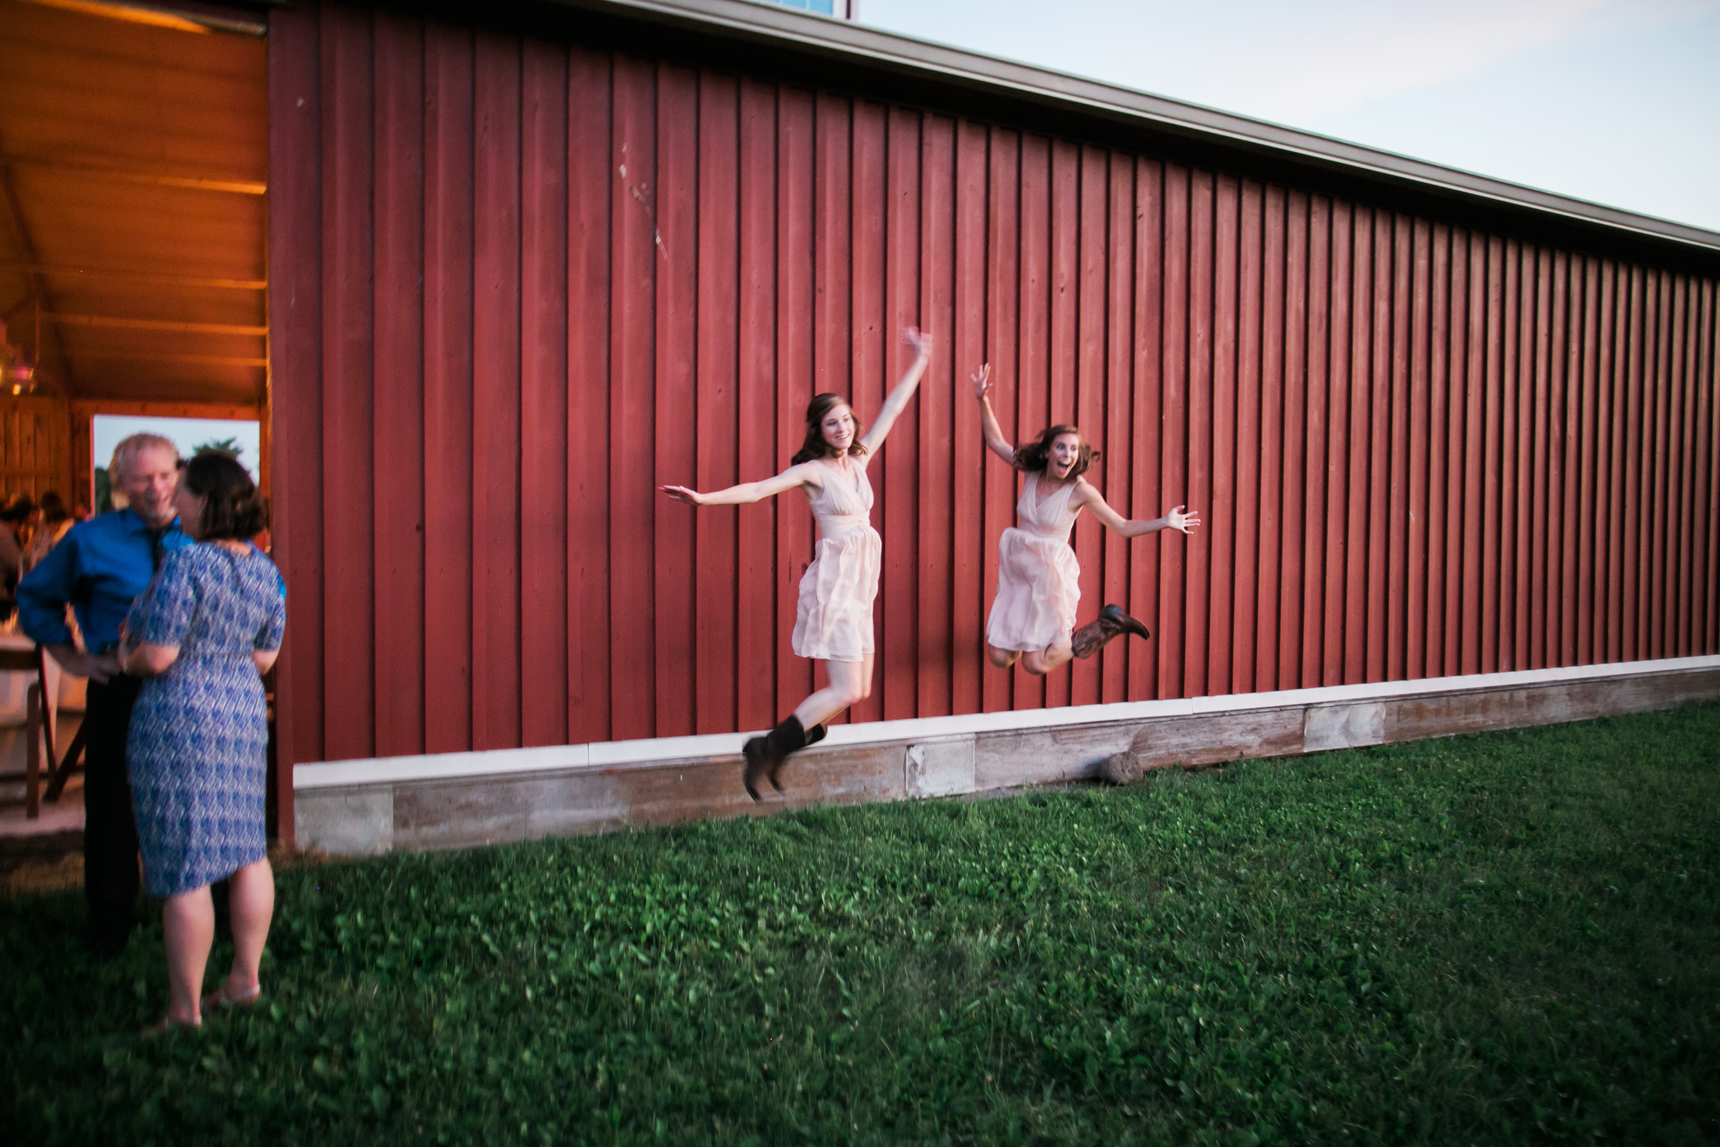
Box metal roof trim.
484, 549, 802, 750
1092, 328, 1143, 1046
552, 0, 1720, 255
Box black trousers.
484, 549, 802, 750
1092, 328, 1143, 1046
82, 675, 233, 955
82, 675, 142, 952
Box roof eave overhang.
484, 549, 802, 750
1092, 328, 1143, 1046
453, 0, 1720, 271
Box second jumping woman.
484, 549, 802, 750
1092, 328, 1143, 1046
974, 363, 1199, 676
661, 328, 933, 799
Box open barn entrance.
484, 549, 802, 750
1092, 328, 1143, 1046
0, 0, 268, 842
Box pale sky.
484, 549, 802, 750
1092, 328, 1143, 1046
859, 0, 1720, 232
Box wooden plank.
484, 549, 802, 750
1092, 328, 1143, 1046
1621, 268, 1644, 660
692, 72, 739, 735
1013, 134, 1050, 711
1277, 190, 1309, 689
775, 87, 817, 721
1600, 262, 1624, 662
319, 7, 375, 761
950, 119, 988, 715
846, 99, 886, 726
1341, 205, 1374, 685
1694, 282, 1716, 654
471, 34, 522, 750
265, 0, 324, 826
1156, 165, 1190, 699
1101, 152, 1136, 703
1529, 249, 1554, 669
915, 115, 957, 716
609, 55, 657, 739
1044, 138, 1077, 710
1361, 209, 1391, 684
1069, 143, 1105, 707
734, 78, 774, 731
566, 45, 612, 743
1128, 709, 1304, 770
1300, 195, 1331, 689
1670, 276, 1694, 656
1391, 215, 1418, 680
1647, 273, 1671, 660
371, 11, 425, 758
1254, 184, 1285, 692
423, 23, 476, 753
981, 128, 1020, 715
1130, 159, 1165, 701
880, 105, 921, 720
1228, 177, 1261, 696
651, 64, 697, 737
1424, 223, 1449, 677
1558, 254, 1583, 665
1185, 168, 1215, 696
1322, 200, 1352, 687
520, 39, 569, 746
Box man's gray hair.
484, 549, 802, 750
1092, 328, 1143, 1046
109, 433, 180, 482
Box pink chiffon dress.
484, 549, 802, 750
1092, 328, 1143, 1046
790, 459, 881, 663
985, 473, 1084, 652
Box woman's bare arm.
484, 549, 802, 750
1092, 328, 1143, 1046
121, 642, 180, 677
1072, 481, 1201, 539
859, 328, 933, 455
971, 363, 1017, 464
660, 461, 820, 507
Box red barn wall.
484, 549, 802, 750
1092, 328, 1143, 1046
268, 1, 1720, 778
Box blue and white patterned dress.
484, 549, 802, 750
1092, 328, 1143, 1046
125, 544, 285, 897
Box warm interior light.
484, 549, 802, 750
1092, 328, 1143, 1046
20, 0, 212, 34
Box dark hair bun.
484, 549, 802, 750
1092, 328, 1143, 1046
183, 451, 267, 540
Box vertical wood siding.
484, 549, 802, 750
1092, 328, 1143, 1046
269, 2, 1720, 767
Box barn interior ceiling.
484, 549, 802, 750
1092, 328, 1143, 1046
0, 0, 267, 405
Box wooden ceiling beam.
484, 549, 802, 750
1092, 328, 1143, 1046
7, 156, 265, 196
75, 350, 266, 366
42, 311, 266, 336
1, 261, 265, 291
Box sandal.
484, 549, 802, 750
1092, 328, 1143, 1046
200, 983, 262, 1012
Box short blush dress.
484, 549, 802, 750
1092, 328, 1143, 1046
790, 460, 881, 663
985, 473, 1084, 652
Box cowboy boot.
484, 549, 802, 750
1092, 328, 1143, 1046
1071, 604, 1151, 659
765, 715, 809, 793
741, 736, 771, 802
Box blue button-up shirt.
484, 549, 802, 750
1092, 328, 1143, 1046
17, 509, 193, 652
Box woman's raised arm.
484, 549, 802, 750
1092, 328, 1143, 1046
858, 328, 934, 455
659, 462, 818, 508
971, 363, 1017, 464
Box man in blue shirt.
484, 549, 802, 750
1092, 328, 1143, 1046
19, 433, 189, 960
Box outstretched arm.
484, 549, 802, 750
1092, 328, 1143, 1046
660, 462, 819, 507
971, 363, 1017, 465
858, 328, 933, 455
1073, 483, 1201, 539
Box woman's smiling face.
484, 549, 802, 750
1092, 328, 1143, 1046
821, 403, 856, 453
1047, 432, 1082, 479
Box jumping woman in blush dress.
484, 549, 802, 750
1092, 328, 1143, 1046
661, 328, 933, 800
974, 363, 1199, 675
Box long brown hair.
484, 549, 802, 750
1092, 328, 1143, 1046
1013, 424, 1097, 477
791, 393, 869, 465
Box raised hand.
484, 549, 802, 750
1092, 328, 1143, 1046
1165, 505, 1201, 534
972, 362, 993, 401
659, 484, 705, 507
903, 326, 933, 359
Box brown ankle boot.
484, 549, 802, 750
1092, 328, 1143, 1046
1071, 604, 1151, 659
765, 716, 808, 793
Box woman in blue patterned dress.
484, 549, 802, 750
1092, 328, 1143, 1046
120, 452, 283, 1033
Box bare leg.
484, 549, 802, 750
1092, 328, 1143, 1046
1020, 641, 1075, 676
212, 857, 274, 1000
792, 654, 874, 730
162, 886, 214, 1025
986, 643, 1021, 669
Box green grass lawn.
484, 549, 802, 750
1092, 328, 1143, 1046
4, 703, 1718, 1146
